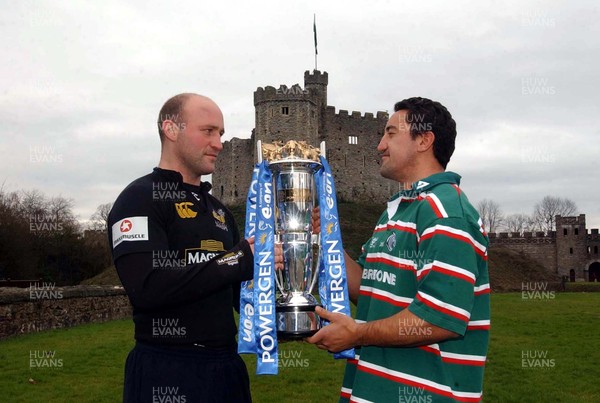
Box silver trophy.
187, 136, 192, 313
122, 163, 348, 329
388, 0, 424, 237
257, 140, 325, 339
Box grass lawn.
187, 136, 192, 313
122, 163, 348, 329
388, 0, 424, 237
1, 293, 599, 402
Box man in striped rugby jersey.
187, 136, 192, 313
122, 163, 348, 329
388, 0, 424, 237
307, 97, 490, 402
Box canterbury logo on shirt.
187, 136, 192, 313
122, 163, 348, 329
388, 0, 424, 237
175, 202, 197, 218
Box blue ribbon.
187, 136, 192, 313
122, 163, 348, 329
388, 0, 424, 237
316, 156, 355, 360
252, 161, 278, 374
239, 156, 355, 374
238, 166, 259, 354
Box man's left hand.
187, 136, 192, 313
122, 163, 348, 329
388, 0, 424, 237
305, 306, 361, 353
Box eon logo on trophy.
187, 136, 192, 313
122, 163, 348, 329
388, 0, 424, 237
258, 140, 324, 339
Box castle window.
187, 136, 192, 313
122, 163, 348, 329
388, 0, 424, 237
563, 228, 568, 236
281, 106, 289, 115
575, 228, 579, 235
348, 136, 358, 145
569, 247, 573, 254
595, 246, 598, 254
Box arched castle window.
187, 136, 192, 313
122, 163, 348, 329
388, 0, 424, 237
348, 136, 358, 145
281, 106, 289, 115
569, 247, 573, 254
563, 228, 568, 236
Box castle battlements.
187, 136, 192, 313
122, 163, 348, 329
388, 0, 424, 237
253, 84, 318, 105
304, 69, 328, 85
324, 106, 388, 121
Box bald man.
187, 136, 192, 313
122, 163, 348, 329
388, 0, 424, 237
108, 94, 256, 402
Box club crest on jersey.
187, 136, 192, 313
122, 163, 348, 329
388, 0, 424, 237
213, 209, 228, 231
386, 232, 396, 251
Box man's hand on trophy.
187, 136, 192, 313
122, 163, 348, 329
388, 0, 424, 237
305, 306, 361, 353
274, 243, 284, 271
311, 207, 320, 234
246, 237, 255, 254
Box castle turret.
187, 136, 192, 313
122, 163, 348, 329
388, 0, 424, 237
304, 70, 328, 111
556, 214, 588, 279
253, 80, 321, 148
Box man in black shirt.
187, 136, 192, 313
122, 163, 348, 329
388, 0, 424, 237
108, 93, 261, 402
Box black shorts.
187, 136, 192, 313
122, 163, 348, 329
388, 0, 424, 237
123, 342, 251, 403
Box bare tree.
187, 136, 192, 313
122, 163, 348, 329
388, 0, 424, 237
503, 213, 531, 234
89, 202, 113, 231
476, 199, 503, 233
533, 196, 577, 232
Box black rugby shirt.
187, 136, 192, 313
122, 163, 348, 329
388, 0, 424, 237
108, 168, 253, 347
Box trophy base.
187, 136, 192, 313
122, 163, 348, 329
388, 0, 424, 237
275, 303, 321, 340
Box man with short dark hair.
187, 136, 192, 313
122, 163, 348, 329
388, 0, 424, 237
308, 97, 490, 402
108, 93, 265, 402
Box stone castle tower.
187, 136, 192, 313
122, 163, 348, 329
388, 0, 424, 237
212, 70, 396, 205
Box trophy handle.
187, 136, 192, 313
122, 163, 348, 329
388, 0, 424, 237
274, 236, 286, 296
308, 233, 320, 294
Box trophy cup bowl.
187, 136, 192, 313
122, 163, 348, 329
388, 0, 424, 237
259, 140, 323, 339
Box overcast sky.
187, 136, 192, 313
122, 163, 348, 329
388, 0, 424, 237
1, 0, 599, 230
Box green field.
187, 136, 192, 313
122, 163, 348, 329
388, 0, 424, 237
1, 293, 599, 402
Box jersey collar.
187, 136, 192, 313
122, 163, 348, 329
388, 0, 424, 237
411, 171, 461, 193
153, 167, 212, 193
390, 171, 461, 200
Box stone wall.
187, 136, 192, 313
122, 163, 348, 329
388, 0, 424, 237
489, 232, 557, 273
213, 136, 254, 206
0, 285, 131, 340
322, 107, 394, 203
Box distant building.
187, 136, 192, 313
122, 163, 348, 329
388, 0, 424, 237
212, 70, 396, 206
489, 215, 600, 281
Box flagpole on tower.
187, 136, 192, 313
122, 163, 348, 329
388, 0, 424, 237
313, 14, 318, 71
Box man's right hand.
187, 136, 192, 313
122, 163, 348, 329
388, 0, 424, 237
311, 207, 320, 233
246, 237, 255, 254
246, 237, 284, 271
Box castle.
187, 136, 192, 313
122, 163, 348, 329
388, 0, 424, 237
489, 215, 600, 282
212, 70, 396, 206
211, 70, 600, 282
